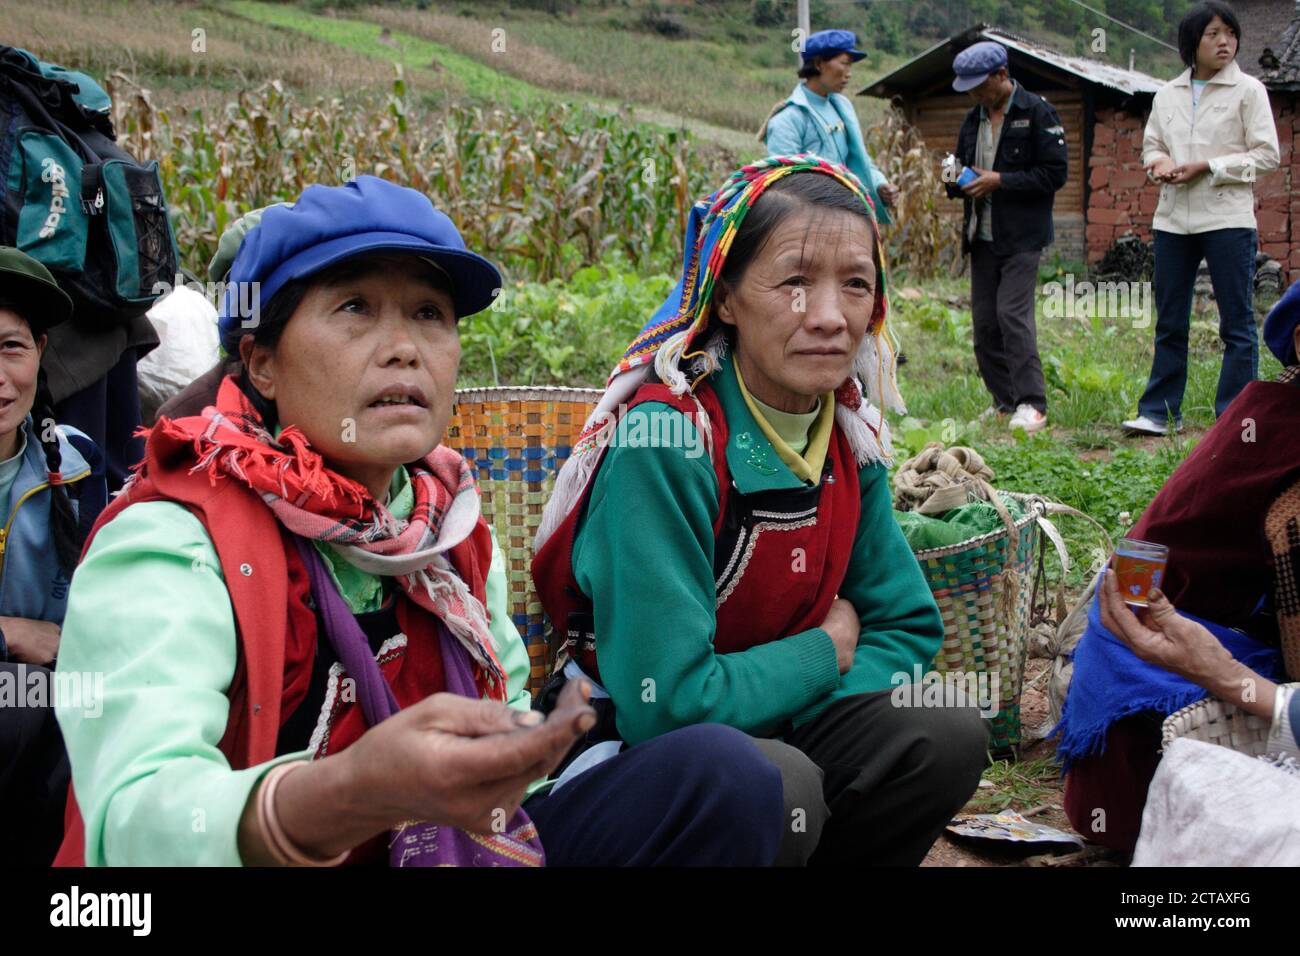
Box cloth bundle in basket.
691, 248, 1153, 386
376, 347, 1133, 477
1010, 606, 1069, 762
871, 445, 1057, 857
905, 490, 1039, 751
893, 443, 1105, 752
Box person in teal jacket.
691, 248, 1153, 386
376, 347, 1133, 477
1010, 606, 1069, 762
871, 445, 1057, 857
759, 29, 897, 224
0, 246, 106, 865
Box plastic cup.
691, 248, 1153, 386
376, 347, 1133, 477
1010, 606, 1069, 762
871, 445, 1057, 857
1113, 537, 1169, 608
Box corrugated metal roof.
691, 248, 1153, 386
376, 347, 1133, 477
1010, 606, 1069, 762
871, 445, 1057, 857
860, 25, 1165, 99
1259, 12, 1300, 89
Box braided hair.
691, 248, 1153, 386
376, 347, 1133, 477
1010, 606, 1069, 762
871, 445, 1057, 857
31, 366, 83, 576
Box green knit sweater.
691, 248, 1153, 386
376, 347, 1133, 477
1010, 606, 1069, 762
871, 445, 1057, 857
571, 353, 943, 745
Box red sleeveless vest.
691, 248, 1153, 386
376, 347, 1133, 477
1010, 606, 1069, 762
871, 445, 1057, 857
53, 420, 492, 866
532, 378, 861, 685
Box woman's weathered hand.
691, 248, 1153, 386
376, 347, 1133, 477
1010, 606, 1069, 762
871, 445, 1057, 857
0, 616, 60, 665
341, 679, 595, 834
820, 597, 860, 674
1098, 568, 1235, 689
877, 183, 899, 206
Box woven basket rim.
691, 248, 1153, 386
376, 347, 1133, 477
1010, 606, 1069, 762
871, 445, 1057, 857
453, 385, 605, 403
1161, 681, 1300, 746
907, 491, 1044, 559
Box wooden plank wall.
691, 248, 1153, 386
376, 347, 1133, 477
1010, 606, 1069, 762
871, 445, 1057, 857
904, 90, 1086, 222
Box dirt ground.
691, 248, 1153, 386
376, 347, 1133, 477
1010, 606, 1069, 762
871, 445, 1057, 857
921, 658, 1128, 868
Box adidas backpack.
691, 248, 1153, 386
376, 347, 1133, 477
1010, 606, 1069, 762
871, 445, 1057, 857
0, 46, 178, 326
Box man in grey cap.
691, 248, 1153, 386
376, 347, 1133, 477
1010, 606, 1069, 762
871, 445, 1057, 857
945, 40, 1068, 434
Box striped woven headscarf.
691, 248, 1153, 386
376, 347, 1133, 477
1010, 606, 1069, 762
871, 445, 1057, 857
535, 153, 906, 549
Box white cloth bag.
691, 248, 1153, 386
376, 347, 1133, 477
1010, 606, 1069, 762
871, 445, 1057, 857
1133, 737, 1300, 866
136, 286, 219, 423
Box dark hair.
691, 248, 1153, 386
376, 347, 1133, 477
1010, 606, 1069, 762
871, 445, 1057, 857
708, 172, 884, 344
719, 172, 878, 289
1178, 2, 1241, 69
32, 367, 83, 575
234, 253, 455, 430
0, 298, 83, 574
798, 57, 822, 79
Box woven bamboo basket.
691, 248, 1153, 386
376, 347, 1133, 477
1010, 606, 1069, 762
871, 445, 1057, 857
1161, 683, 1300, 757
445, 386, 601, 694
1264, 480, 1300, 681
909, 491, 1048, 753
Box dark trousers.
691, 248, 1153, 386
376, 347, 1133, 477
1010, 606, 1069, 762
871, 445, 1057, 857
967, 240, 1045, 413
524, 723, 784, 866
970, 241, 1047, 413
1062, 713, 1163, 854
54, 348, 145, 495
760, 691, 988, 866
0, 664, 71, 866
1138, 228, 1259, 424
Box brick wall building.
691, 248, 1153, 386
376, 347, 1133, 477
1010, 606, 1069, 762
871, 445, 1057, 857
865, 12, 1300, 285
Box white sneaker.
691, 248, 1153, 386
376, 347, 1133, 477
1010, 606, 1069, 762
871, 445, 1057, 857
978, 406, 1009, 421
1008, 404, 1047, 433
1121, 415, 1181, 436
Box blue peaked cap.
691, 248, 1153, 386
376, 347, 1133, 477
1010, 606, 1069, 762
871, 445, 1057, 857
218, 176, 501, 353
1264, 277, 1300, 367
802, 29, 866, 63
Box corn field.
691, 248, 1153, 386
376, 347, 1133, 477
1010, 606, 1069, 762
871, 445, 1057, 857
105, 69, 723, 283
864, 105, 965, 278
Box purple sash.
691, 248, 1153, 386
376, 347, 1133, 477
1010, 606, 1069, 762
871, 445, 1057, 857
292, 536, 545, 867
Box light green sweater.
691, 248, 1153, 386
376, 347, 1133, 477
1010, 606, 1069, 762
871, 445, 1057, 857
54, 466, 531, 866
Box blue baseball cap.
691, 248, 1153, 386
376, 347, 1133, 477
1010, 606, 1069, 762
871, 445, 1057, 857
218, 176, 501, 353
802, 29, 867, 64
1263, 278, 1300, 366
952, 40, 1009, 92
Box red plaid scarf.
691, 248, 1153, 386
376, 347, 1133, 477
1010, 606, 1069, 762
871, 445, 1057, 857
136, 374, 507, 699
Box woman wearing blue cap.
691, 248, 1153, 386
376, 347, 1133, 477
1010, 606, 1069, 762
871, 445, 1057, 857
759, 29, 897, 223
51, 176, 786, 866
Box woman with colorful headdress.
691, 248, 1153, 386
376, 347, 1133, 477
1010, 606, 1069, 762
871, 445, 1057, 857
529, 156, 987, 865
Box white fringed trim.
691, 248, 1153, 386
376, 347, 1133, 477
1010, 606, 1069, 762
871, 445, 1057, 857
534, 362, 651, 551
835, 397, 894, 468
856, 328, 907, 416
534, 324, 906, 547
535, 330, 730, 552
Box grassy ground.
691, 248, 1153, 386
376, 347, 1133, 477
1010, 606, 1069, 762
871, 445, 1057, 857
888, 271, 1284, 564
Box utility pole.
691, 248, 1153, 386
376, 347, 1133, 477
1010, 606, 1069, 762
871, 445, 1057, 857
798, 0, 810, 60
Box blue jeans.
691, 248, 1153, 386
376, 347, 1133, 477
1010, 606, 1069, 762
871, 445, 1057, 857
1138, 228, 1258, 424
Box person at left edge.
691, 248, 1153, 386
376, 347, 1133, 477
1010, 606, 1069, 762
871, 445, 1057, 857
50, 176, 784, 867
760, 29, 898, 223
0, 246, 106, 865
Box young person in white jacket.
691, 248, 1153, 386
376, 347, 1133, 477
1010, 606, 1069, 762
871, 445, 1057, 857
1124, 0, 1280, 436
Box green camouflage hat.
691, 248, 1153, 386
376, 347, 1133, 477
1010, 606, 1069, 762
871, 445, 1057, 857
0, 245, 74, 333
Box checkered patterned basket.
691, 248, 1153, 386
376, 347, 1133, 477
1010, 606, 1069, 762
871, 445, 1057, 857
909, 492, 1085, 753
1161, 683, 1300, 757
445, 386, 602, 694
